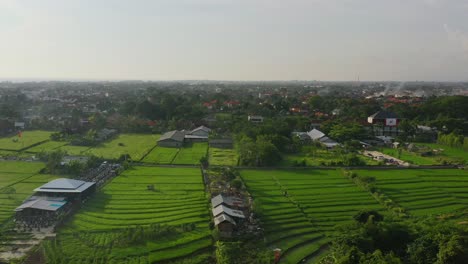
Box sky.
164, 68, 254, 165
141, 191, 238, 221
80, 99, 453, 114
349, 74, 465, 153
0, 0, 468, 81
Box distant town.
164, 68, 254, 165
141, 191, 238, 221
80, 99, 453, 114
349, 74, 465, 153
0, 81, 467, 264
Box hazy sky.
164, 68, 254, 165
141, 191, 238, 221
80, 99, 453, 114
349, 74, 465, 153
1, 0, 468, 81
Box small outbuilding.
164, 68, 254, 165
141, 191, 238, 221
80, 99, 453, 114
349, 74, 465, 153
214, 213, 237, 237
211, 194, 244, 208
212, 204, 245, 219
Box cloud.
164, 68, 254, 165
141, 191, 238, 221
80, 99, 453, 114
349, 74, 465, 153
444, 24, 468, 56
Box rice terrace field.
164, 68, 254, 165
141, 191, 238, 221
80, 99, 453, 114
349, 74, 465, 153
353, 169, 468, 216
51, 166, 212, 263
241, 169, 387, 264
241, 168, 468, 264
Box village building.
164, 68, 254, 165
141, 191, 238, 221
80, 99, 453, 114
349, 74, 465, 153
184, 126, 211, 142
157, 130, 185, 147
211, 194, 246, 237
14, 121, 25, 130
248, 115, 264, 123
214, 214, 237, 237
211, 194, 244, 209
292, 128, 339, 149
15, 178, 96, 229
212, 204, 245, 219
367, 110, 400, 137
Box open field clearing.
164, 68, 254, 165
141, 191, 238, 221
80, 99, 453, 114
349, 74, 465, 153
25, 140, 68, 153
58, 145, 92, 155
54, 166, 212, 263
281, 149, 379, 167
141, 146, 179, 164
353, 169, 468, 216
84, 134, 159, 161
0, 161, 58, 224
208, 147, 238, 166
172, 143, 208, 165
241, 169, 386, 264
0, 131, 53, 151
380, 144, 466, 165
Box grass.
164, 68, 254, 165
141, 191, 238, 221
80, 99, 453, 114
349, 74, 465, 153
241, 169, 386, 263
208, 147, 238, 166
0, 131, 53, 151
380, 143, 467, 165
142, 146, 179, 164
54, 166, 212, 263
26, 141, 68, 153
281, 149, 378, 166
84, 134, 160, 161
172, 143, 208, 165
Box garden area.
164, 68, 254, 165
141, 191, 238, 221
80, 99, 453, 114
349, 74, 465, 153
50, 166, 213, 263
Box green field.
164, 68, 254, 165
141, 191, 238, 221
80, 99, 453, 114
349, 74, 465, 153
26, 141, 68, 153
83, 134, 159, 161
0, 161, 58, 224
54, 166, 212, 263
381, 144, 467, 165
172, 143, 208, 165
353, 169, 468, 216
142, 146, 180, 164
241, 169, 386, 264
0, 131, 53, 151
281, 149, 378, 166
208, 147, 238, 166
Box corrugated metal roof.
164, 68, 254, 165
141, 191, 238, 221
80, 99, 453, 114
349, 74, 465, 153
158, 130, 185, 142
15, 197, 67, 212
34, 178, 95, 193
190, 126, 211, 134
211, 194, 244, 208
369, 110, 397, 119
214, 213, 236, 226
307, 129, 325, 140
212, 205, 245, 219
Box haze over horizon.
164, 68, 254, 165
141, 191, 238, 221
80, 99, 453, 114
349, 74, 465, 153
1, 0, 468, 82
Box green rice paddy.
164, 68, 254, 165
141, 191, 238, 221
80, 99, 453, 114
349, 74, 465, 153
55, 166, 212, 263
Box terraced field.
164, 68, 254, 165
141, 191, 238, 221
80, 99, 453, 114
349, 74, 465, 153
241, 169, 386, 264
354, 169, 468, 216
56, 166, 212, 263
172, 143, 208, 165
0, 131, 53, 151
208, 147, 238, 166
0, 161, 57, 224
